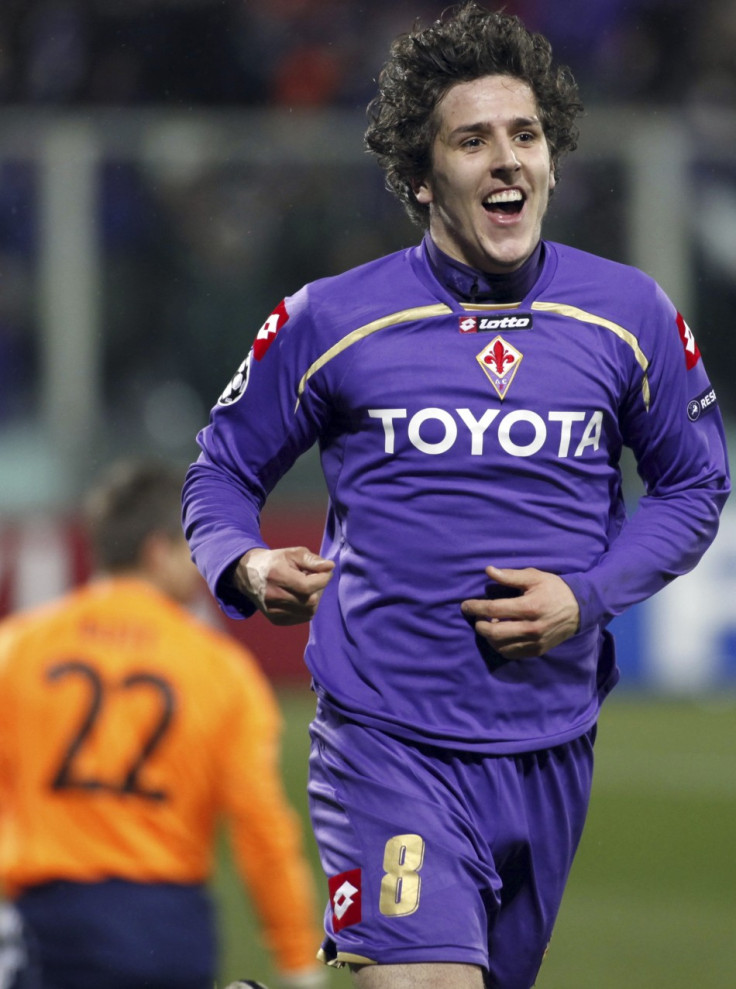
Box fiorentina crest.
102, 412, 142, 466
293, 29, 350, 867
476, 335, 523, 399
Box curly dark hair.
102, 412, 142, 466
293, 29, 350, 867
365, 2, 584, 228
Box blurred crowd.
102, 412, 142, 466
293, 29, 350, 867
0, 0, 733, 111
0, 0, 735, 469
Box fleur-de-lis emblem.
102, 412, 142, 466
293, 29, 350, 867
476, 335, 523, 399
485, 339, 516, 375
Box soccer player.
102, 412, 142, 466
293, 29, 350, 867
0, 461, 326, 989
182, 4, 730, 988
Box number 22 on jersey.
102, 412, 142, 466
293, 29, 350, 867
46, 659, 176, 801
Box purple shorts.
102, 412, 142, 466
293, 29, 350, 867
308, 700, 595, 989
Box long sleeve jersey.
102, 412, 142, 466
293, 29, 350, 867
0, 577, 322, 974
183, 239, 730, 754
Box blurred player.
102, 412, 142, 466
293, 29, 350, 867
182, 3, 730, 988
0, 460, 326, 989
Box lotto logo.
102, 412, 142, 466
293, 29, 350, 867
458, 313, 532, 334
676, 312, 701, 370
478, 314, 532, 330
253, 299, 289, 361
328, 869, 362, 932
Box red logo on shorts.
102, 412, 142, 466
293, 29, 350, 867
328, 869, 362, 932
676, 312, 701, 370
253, 300, 289, 361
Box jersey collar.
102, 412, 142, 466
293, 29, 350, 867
423, 232, 544, 304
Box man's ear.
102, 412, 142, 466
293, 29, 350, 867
412, 176, 433, 205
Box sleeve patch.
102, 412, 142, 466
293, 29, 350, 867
687, 386, 718, 422
217, 352, 252, 406
676, 312, 701, 370
253, 299, 289, 361
217, 300, 290, 406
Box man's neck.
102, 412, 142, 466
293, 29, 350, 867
425, 234, 544, 304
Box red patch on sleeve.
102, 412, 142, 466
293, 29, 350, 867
676, 312, 701, 370
252, 300, 289, 361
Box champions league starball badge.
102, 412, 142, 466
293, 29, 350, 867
217, 352, 253, 406
218, 301, 291, 406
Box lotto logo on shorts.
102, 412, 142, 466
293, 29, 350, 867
328, 868, 362, 931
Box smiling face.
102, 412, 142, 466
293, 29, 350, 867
414, 74, 555, 274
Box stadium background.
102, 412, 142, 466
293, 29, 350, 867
0, 1, 734, 986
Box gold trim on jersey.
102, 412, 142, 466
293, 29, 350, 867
294, 304, 452, 410
531, 301, 651, 410
459, 301, 522, 312
293, 299, 651, 412
317, 948, 377, 968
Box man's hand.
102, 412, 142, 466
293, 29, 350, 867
461, 565, 580, 659
233, 547, 335, 626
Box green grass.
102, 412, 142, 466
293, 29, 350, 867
213, 690, 736, 988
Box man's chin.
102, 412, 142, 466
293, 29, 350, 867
477, 252, 530, 275
473, 235, 538, 274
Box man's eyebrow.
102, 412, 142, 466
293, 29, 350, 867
448, 115, 542, 138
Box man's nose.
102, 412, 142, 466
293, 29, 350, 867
491, 138, 521, 173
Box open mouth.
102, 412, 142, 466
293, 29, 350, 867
483, 189, 525, 215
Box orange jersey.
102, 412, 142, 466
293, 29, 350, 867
0, 577, 322, 973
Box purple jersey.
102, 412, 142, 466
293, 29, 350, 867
183, 239, 730, 753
